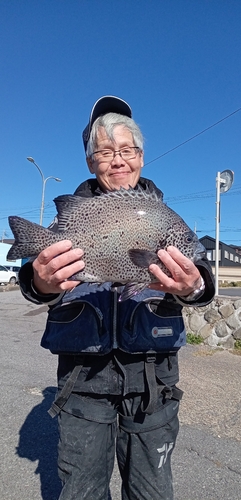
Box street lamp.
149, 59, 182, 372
27, 157, 61, 225
215, 170, 234, 294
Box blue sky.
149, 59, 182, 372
1, 0, 241, 245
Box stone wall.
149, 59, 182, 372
183, 296, 241, 349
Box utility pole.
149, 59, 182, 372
1, 230, 6, 242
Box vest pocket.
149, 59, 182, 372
120, 300, 186, 353
41, 300, 112, 355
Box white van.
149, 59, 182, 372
4, 265, 21, 283
0, 265, 17, 285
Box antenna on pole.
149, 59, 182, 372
215, 169, 234, 295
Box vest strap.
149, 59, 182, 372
141, 353, 158, 415
48, 359, 84, 418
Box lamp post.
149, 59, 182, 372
27, 157, 61, 225
215, 170, 234, 295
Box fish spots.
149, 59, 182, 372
7, 186, 204, 282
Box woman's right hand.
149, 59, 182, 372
32, 240, 85, 294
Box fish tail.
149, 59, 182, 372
7, 216, 58, 260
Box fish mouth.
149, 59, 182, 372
193, 241, 206, 262
194, 250, 206, 260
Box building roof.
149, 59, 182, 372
1, 239, 14, 244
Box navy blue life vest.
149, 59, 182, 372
41, 282, 186, 355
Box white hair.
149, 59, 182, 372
86, 112, 144, 157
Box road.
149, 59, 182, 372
218, 287, 241, 297
0, 290, 241, 500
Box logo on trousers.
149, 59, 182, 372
157, 442, 174, 468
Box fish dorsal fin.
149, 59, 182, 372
54, 194, 92, 232
54, 186, 162, 232
100, 185, 162, 202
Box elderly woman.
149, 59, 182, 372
19, 96, 215, 500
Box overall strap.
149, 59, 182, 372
141, 353, 158, 415
141, 354, 183, 415
48, 358, 84, 418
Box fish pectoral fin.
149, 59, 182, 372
119, 283, 149, 302
128, 249, 159, 268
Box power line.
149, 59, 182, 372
144, 106, 241, 166
1, 182, 241, 221
166, 186, 241, 205
0, 202, 55, 220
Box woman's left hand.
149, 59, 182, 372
149, 246, 202, 296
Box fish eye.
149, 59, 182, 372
184, 232, 194, 243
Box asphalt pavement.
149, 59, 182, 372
1, 289, 241, 500
218, 287, 241, 297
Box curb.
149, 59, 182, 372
0, 285, 20, 293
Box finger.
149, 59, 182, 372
148, 269, 180, 294
156, 249, 199, 284
149, 262, 174, 287
156, 251, 186, 283
43, 248, 84, 275
149, 248, 202, 295
162, 246, 197, 275
57, 280, 82, 291
37, 240, 74, 265
33, 259, 85, 294
50, 259, 85, 284
163, 248, 202, 288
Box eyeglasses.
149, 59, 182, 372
92, 146, 140, 163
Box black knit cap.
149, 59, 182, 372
82, 95, 132, 152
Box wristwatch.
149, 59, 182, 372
182, 276, 205, 302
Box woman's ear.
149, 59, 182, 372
140, 150, 144, 168
86, 157, 95, 174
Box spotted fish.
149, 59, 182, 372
7, 186, 205, 299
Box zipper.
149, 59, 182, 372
112, 288, 118, 348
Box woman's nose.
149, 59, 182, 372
111, 151, 125, 165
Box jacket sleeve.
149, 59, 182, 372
18, 261, 62, 305
173, 256, 215, 307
